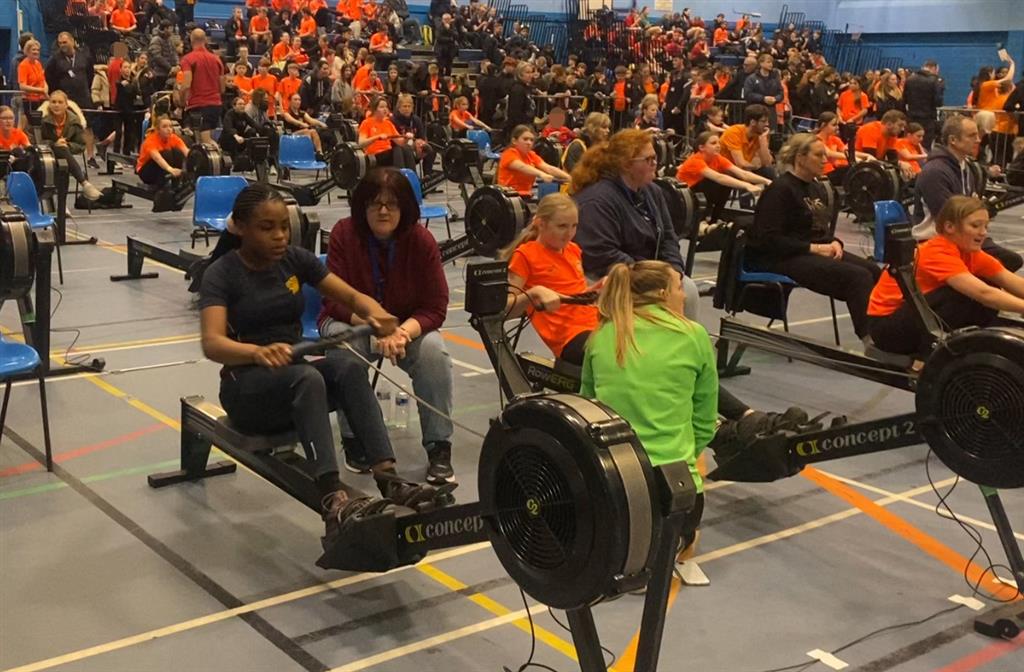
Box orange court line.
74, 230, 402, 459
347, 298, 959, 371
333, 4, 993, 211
0, 423, 168, 478
800, 467, 1021, 602
931, 632, 1023, 672
609, 575, 681, 672
441, 331, 486, 352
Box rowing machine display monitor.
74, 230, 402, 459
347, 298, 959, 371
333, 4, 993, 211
465, 260, 508, 316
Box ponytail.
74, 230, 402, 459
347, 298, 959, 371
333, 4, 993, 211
499, 192, 577, 260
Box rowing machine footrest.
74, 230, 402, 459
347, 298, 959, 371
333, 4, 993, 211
864, 344, 916, 369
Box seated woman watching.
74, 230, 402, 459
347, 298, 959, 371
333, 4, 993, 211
560, 112, 611, 174
220, 96, 262, 162
867, 195, 1024, 356
318, 169, 456, 485
198, 183, 440, 538
817, 111, 873, 185
358, 95, 414, 169
581, 260, 716, 577
136, 116, 190, 188
676, 131, 771, 227
40, 90, 102, 201
747, 133, 881, 343
496, 124, 571, 198
282, 93, 329, 158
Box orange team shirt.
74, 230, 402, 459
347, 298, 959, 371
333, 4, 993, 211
658, 80, 669, 104
894, 138, 923, 174
278, 76, 302, 105
308, 0, 326, 11
359, 116, 398, 155
675, 152, 734, 187
498, 147, 544, 196
18, 59, 47, 102
449, 109, 473, 130
136, 132, 188, 172
353, 63, 373, 90
250, 15, 269, 34
341, 0, 361, 20
868, 236, 1004, 316
106, 0, 134, 10
369, 32, 391, 51
855, 120, 897, 160
976, 80, 1000, 111
272, 41, 290, 62
507, 240, 598, 357
247, 0, 267, 7
110, 8, 136, 29
272, 0, 293, 12
713, 27, 729, 45
252, 73, 279, 116
299, 15, 317, 37
290, 44, 309, 65
976, 82, 1018, 134
719, 123, 759, 163
820, 133, 848, 173
233, 74, 254, 99
837, 89, 868, 123
0, 128, 31, 150
691, 82, 714, 116
361, 0, 377, 20
613, 81, 627, 112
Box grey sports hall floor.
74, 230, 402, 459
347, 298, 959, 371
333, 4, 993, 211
1, 169, 1022, 672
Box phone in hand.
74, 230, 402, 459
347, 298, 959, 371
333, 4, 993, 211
998, 48, 1009, 61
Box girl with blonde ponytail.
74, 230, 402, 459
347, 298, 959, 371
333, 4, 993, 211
581, 260, 718, 574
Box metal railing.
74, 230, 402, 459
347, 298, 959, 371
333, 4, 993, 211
938, 106, 1023, 169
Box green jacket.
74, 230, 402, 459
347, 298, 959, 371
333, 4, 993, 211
40, 108, 86, 155
580, 304, 718, 492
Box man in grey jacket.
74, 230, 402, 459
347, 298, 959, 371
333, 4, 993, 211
742, 54, 784, 126
147, 20, 179, 86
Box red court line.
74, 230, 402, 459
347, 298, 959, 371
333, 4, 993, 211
932, 633, 1023, 672
0, 423, 167, 477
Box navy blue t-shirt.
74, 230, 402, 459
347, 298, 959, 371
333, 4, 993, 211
199, 246, 328, 347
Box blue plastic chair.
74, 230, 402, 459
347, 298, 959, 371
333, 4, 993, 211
192, 176, 249, 247
467, 129, 501, 161
873, 200, 910, 262
300, 255, 329, 340
0, 335, 53, 471
7, 171, 62, 282
536, 180, 561, 200
399, 168, 452, 238
279, 134, 327, 173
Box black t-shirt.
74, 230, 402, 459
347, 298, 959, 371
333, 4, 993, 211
199, 246, 328, 347
749, 171, 834, 262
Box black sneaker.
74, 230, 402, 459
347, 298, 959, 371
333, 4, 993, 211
87, 157, 100, 169
426, 442, 454, 484
321, 493, 393, 544
343, 451, 371, 474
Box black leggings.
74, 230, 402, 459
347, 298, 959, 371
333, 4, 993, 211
560, 331, 751, 421
983, 237, 1024, 274
867, 285, 1012, 356
752, 251, 881, 338
137, 148, 185, 187
219, 358, 395, 479
692, 178, 731, 223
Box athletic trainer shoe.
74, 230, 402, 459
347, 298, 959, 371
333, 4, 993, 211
425, 442, 455, 484
343, 451, 371, 474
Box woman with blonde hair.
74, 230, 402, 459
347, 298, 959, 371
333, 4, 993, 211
872, 71, 905, 116
560, 112, 611, 173
581, 260, 717, 575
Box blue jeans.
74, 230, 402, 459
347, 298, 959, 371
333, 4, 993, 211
321, 320, 455, 455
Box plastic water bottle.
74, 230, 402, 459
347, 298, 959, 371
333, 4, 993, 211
393, 392, 410, 430
376, 382, 394, 426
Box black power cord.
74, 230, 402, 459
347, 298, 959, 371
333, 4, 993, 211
503, 587, 561, 672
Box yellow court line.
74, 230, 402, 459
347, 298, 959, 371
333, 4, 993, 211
416, 563, 579, 663
53, 333, 201, 357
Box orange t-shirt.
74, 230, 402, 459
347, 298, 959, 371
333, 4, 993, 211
507, 240, 598, 357
449, 109, 473, 130
855, 120, 897, 160
713, 27, 729, 45
110, 8, 136, 29
498, 147, 544, 196
290, 44, 309, 65
277, 75, 302, 105
976, 80, 1000, 111
252, 73, 279, 116
18, 59, 46, 102
299, 15, 317, 37
341, 0, 361, 20
232, 74, 253, 99
613, 80, 628, 112
976, 81, 1018, 134
369, 32, 391, 51
353, 63, 373, 91
250, 15, 270, 34
868, 236, 1004, 316
0, 128, 31, 150
675, 152, 734, 187
691, 82, 714, 116
136, 132, 188, 172
359, 116, 398, 155
894, 138, 923, 174
820, 133, 848, 174
272, 41, 291, 62
719, 124, 758, 163
837, 89, 868, 123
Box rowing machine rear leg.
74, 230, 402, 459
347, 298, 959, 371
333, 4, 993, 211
717, 338, 751, 378
148, 427, 236, 488
110, 239, 159, 281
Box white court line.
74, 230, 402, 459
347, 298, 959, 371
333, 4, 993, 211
814, 469, 1024, 541
451, 358, 492, 375
769, 312, 851, 329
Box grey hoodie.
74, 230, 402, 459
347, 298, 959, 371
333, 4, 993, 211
911, 144, 982, 240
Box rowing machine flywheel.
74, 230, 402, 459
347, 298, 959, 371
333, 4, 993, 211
330, 142, 373, 191
0, 207, 36, 301
916, 327, 1024, 489
478, 394, 664, 609
283, 196, 319, 251
464, 185, 527, 257
654, 177, 700, 238
843, 160, 902, 221
23, 145, 61, 196
441, 138, 482, 184
186, 143, 232, 178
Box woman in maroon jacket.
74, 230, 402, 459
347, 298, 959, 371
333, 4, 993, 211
319, 168, 456, 485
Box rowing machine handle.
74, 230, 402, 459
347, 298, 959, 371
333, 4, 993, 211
291, 324, 375, 359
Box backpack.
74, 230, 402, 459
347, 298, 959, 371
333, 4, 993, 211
75, 186, 125, 209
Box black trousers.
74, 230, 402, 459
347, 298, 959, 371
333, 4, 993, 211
137, 148, 185, 187
220, 358, 396, 478
752, 251, 881, 338
983, 237, 1024, 273
692, 178, 731, 222
867, 285, 1013, 356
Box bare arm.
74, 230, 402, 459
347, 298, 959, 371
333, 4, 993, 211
725, 165, 772, 185
946, 271, 1024, 314
201, 306, 292, 367
505, 271, 561, 317
539, 162, 571, 181
509, 158, 552, 180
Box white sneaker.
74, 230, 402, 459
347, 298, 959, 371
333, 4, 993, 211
82, 182, 102, 201
677, 560, 710, 586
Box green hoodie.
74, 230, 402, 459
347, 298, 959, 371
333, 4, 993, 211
580, 304, 718, 491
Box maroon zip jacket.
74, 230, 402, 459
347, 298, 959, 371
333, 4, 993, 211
318, 217, 449, 333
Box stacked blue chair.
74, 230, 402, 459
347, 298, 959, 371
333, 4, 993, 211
279, 134, 330, 202
6, 172, 62, 283
872, 200, 911, 262
192, 176, 249, 247
300, 255, 329, 341
0, 335, 53, 471
467, 129, 501, 161
399, 168, 452, 238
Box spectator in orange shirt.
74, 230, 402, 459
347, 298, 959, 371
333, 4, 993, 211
497, 124, 571, 197
271, 33, 292, 65
109, 0, 138, 36
277, 61, 304, 109
895, 122, 928, 175
719, 104, 775, 180
817, 111, 873, 184
352, 54, 375, 90
540, 106, 574, 145
251, 58, 279, 117
976, 51, 1016, 166
676, 131, 771, 224
229, 61, 254, 101
136, 116, 189, 187
369, 24, 394, 55
249, 8, 273, 54
712, 25, 729, 47
17, 39, 47, 123
297, 9, 318, 50
836, 78, 869, 143
358, 96, 413, 168
448, 95, 490, 137
0, 106, 31, 152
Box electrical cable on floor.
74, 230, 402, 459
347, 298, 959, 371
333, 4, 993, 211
925, 450, 1022, 604
502, 587, 561, 672
49, 284, 93, 368
545, 607, 617, 669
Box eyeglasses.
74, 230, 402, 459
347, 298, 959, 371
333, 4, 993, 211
633, 155, 658, 165
370, 199, 400, 211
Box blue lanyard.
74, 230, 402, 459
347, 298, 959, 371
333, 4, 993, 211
368, 236, 396, 302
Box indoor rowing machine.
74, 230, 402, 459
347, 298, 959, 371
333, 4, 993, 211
110, 143, 232, 212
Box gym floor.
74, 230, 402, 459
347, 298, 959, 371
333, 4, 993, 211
1, 172, 1022, 672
